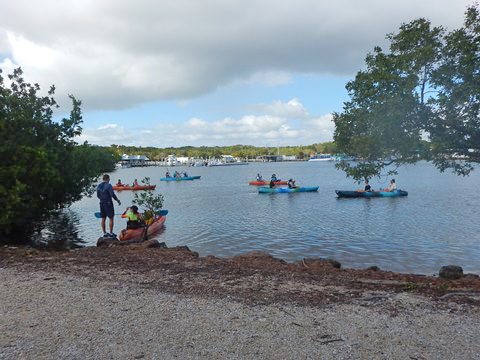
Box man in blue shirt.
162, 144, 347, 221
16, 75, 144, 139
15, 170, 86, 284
97, 174, 121, 237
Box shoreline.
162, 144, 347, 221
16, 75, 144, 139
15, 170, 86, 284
2, 243, 480, 358
2, 242, 480, 306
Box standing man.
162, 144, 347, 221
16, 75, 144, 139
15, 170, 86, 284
97, 174, 121, 238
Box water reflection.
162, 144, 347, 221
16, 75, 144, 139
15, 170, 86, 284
30, 209, 86, 250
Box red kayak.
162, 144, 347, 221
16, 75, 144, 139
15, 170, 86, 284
249, 180, 287, 186
113, 185, 156, 191
119, 216, 166, 241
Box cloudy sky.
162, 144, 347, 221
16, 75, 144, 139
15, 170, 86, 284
0, 0, 472, 147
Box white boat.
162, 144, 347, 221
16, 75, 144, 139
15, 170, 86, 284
208, 155, 248, 166
308, 154, 334, 161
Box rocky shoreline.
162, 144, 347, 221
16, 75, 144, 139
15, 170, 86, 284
2, 242, 480, 359
1, 241, 480, 306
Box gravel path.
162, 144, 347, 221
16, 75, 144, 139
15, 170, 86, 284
1, 268, 479, 359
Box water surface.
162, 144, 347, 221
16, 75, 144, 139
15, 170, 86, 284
45, 161, 480, 274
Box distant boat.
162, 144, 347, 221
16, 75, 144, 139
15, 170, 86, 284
208, 155, 248, 166
308, 154, 334, 161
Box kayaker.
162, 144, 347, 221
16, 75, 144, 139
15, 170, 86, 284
271, 174, 278, 181
116, 179, 123, 186
97, 174, 121, 238
385, 179, 397, 192
121, 205, 144, 229
364, 179, 372, 192
174, 171, 181, 178
287, 179, 297, 189
183, 172, 188, 177
133, 179, 139, 186
165, 171, 171, 178
256, 173, 263, 181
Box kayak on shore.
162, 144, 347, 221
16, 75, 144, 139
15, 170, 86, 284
160, 176, 201, 181
259, 186, 319, 193
335, 190, 408, 198
249, 180, 288, 186
119, 215, 167, 241
112, 185, 156, 191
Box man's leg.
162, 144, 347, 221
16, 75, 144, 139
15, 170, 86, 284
108, 216, 114, 234
101, 217, 106, 234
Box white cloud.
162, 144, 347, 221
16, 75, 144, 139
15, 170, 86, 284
254, 98, 309, 118
0, 0, 471, 110
78, 98, 334, 146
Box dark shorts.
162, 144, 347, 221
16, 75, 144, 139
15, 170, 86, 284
100, 202, 114, 219
127, 221, 144, 230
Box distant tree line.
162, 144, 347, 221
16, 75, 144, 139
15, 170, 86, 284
0, 68, 117, 242
109, 142, 337, 160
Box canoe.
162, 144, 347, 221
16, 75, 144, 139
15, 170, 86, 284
112, 185, 156, 191
335, 190, 408, 198
259, 186, 319, 193
160, 176, 201, 181
119, 216, 166, 241
249, 180, 287, 186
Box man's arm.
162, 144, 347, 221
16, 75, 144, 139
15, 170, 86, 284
108, 185, 121, 203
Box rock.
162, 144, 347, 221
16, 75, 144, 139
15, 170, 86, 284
143, 240, 167, 249
299, 258, 341, 270
367, 266, 380, 271
96, 237, 120, 247
463, 273, 479, 279
439, 265, 463, 280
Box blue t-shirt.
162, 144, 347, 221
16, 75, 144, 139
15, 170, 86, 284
97, 182, 119, 203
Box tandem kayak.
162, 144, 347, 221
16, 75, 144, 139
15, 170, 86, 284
119, 216, 166, 241
112, 185, 156, 191
160, 176, 201, 181
259, 186, 319, 193
249, 180, 287, 186
335, 190, 408, 198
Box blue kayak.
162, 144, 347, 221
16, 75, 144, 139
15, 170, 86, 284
259, 186, 319, 193
160, 176, 201, 181
335, 190, 408, 198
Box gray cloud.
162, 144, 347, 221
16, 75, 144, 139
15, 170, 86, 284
0, 0, 471, 110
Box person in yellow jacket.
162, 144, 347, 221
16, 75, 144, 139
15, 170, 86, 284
121, 206, 144, 229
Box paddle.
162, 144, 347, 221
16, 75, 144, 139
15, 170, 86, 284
94, 210, 168, 218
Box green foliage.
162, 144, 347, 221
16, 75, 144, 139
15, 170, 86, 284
132, 177, 164, 214
334, 6, 480, 180
0, 68, 116, 240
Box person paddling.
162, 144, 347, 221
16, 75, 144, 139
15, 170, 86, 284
271, 174, 278, 182
287, 178, 297, 189
121, 205, 144, 229
364, 179, 372, 192
97, 174, 121, 238
133, 179, 139, 186
165, 171, 171, 178
116, 179, 123, 186
385, 179, 397, 192
256, 173, 263, 181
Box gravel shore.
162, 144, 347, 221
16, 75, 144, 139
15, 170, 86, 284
1, 266, 480, 360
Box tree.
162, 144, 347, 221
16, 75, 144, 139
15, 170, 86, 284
0, 68, 116, 241
333, 6, 479, 181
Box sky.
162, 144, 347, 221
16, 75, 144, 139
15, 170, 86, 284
0, 0, 473, 147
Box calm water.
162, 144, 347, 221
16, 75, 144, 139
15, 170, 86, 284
39, 161, 480, 274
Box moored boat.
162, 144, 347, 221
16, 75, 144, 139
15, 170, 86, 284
112, 185, 156, 191
119, 216, 166, 241
335, 190, 408, 198
259, 186, 319, 193
249, 180, 288, 186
